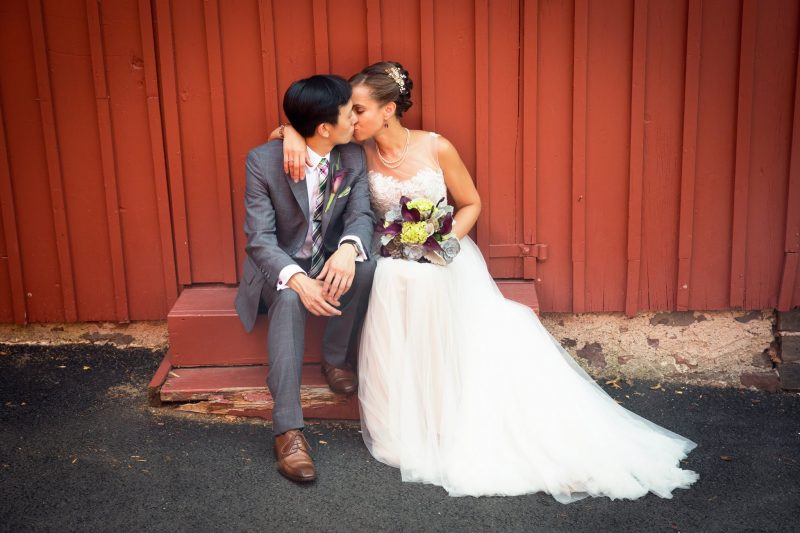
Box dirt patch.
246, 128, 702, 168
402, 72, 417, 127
106, 383, 144, 400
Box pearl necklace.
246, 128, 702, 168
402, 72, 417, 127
376, 128, 410, 169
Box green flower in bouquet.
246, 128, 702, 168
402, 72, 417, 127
405, 198, 435, 218
400, 221, 430, 244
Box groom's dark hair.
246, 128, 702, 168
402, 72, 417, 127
283, 75, 352, 138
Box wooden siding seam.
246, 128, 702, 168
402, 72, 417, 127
730, 0, 756, 308
677, 0, 703, 311
27, 0, 78, 321
154, 0, 192, 285
258, 0, 281, 128
0, 99, 27, 324
625, 0, 648, 317
521, 0, 538, 280
475, 0, 490, 259
137, 0, 178, 308
366, 0, 383, 64
312, 0, 330, 73
571, 0, 588, 313
778, 10, 800, 310
86, 0, 130, 321
203, 0, 237, 283
420, 0, 436, 131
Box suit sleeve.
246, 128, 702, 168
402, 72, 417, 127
243, 150, 298, 283
339, 148, 376, 257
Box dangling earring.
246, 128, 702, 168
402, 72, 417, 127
384, 120, 389, 128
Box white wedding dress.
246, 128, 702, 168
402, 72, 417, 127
357, 132, 699, 503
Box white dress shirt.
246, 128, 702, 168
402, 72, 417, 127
276, 146, 366, 290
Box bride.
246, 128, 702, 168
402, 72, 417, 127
275, 61, 699, 503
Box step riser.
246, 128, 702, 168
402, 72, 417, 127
169, 314, 325, 366
167, 283, 537, 366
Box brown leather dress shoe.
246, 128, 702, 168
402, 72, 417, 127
274, 429, 316, 482
321, 362, 357, 394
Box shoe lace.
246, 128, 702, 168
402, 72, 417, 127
283, 432, 309, 455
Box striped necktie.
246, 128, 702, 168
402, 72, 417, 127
309, 157, 329, 278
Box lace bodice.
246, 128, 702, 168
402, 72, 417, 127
365, 131, 447, 219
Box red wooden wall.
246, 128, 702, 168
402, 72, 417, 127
0, 0, 798, 324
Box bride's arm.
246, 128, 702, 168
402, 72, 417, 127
438, 137, 481, 239
267, 124, 309, 181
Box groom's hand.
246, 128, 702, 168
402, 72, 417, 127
318, 245, 357, 303
286, 274, 342, 317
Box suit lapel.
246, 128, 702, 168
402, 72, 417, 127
288, 170, 310, 221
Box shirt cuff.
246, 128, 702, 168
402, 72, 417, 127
277, 264, 305, 291
339, 235, 367, 262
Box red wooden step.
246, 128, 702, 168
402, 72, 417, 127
167, 286, 326, 366
158, 363, 359, 421
167, 282, 537, 367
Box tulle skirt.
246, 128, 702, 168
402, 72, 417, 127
357, 237, 698, 503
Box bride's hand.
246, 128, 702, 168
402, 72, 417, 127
282, 125, 309, 182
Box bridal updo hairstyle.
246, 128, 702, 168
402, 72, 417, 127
283, 74, 352, 137
349, 61, 414, 118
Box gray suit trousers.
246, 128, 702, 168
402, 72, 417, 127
260, 259, 376, 435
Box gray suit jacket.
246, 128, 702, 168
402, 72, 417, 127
234, 140, 375, 332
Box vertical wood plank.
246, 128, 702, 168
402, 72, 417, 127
138, 0, 177, 307
366, 0, 383, 64
86, 0, 129, 321
778, 15, 800, 311
154, 0, 191, 286
475, 0, 489, 258
27, 0, 77, 321
312, 0, 330, 73
571, 0, 588, 313
203, 0, 237, 283
419, 0, 436, 131
258, 0, 281, 128
625, 0, 648, 317
522, 0, 538, 280
677, 0, 702, 311
0, 100, 27, 324
730, 0, 756, 308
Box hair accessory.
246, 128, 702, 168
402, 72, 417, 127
385, 66, 407, 94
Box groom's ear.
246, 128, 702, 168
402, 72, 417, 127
316, 122, 331, 139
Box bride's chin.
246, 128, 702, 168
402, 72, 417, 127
353, 130, 371, 142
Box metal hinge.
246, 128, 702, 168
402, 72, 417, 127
488, 243, 548, 261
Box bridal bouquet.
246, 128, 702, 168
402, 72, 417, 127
378, 196, 461, 265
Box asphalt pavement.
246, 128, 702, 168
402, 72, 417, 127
1, 343, 798, 532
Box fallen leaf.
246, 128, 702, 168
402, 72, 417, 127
71, 457, 77, 464
605, 378, 622, 390
650, 383, 663, 391
168, 371, 180, 378
319, 440, 328, 445
57, 365, 66, 369
720, 455, 734, 461
82, 366, 91, 371
675, 390, 683, 395
0, 351, 8, 356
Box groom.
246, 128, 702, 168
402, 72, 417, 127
235, 75, 376, 482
